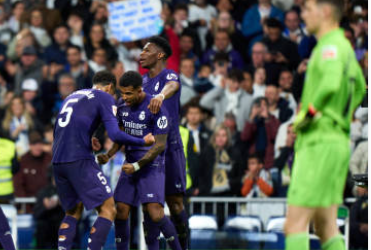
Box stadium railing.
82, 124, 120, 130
3, 197, 353, 250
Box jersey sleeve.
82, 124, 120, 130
152, 106, 169, 136
311, 44, 344, 110
97, 92, 145, 146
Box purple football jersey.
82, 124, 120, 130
52, 89, 144, 163
142, 68, 182, 150
117, 94, 169, 164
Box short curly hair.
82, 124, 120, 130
148, 36, 172, 59
119, 71, 142, 89
92, 70, 116, 86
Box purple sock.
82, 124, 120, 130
58, 215, 77, 250
88, 217, 112, 250
0, 208, 15, 250
115, 219, 130, 250
143, 213, 160, 250
171, 210, 189, 250
157, 216, 182, 250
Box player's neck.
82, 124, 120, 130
316, 22, 339, 40
148, 63, 165, 78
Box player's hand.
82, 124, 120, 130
97, 154, 110, 165
143, 133, 155, 146
122, 163, 135, 175
91, 137, 102, 152
148, 96, 163, 114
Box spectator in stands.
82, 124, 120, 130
241, 154, 274, 198
179, 58, 197, 106
188, 0, 217, 50
7, 1, 25, 34
262, 18, 301, 84
13, 46, 44, 95
208, 52, 229, 88
202, 29, 244, 69
241, 97, 280, 169
273, 123, 295, 196
0, 3, 13, 45
278, 69, 297, 111
252, 67, 267, 98
179, 31, 201, 70
21, 78, 43, 118
283, 10, 307, 44
193, 64, 214, 94
67, 11, 85, 53
44, 24, 71, 66
216, 0, 233, 13
199, 124, 244, 196
182, 102, 212, 196
0, 72, 10, 107
349, 187, 368, 250
172, 3, 202, 58
22, 8, 52, 48
1, 96, 40, 157
84, 23, 117, 62
33, 170, 64, 249
349, 140, 368, 179
265, 84, 293, 123
48, 74, 77, 122
206, 11, 246, 60
200, 69, 254, 132
42, 124, 53, 154
241, 71, 253, 95
13, 130, 52, 213
88, 48, 107, 73
223, 112, 245, 158
246, 42, 268, 75
6, 28, 40, 62
107, 60, 125, 89
241, 0, 284, 50
64, 45, 94, 90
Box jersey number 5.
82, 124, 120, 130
58, 98, 78, 127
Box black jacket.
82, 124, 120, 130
199, 144, 244, 196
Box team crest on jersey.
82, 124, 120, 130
139, 111, 146, 120
157, 116, 168, 129
155, 82, 160, 92
322, 46, 338, 60
112, 105, 117, 116
166, 73, 178, 80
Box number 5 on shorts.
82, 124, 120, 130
97, 172, 108, 185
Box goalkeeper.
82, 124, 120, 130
284, 1, 366, 250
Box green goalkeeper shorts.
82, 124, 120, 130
287, 142, 350, 207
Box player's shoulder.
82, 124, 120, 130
163, 69, 179, 82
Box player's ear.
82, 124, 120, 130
158, 52, 165, 60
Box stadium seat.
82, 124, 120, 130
309, 234, 321, 250
17, 214, 35, 249
224, 215, 263, 232
262, 232, 285, 250
266, 216, 286, 232
189, 215, 218, 249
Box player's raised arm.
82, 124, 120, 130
148, 80, 180, 114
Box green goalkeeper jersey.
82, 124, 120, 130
294, 28, 366, 148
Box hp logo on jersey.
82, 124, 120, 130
122, 112, 129, 117
166, 73, 178, 80
157, 116, 168, 129
139, 111, 146, 120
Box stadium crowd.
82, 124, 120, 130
0, 0, 367, 249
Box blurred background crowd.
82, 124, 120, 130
0, 0, 367, 249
